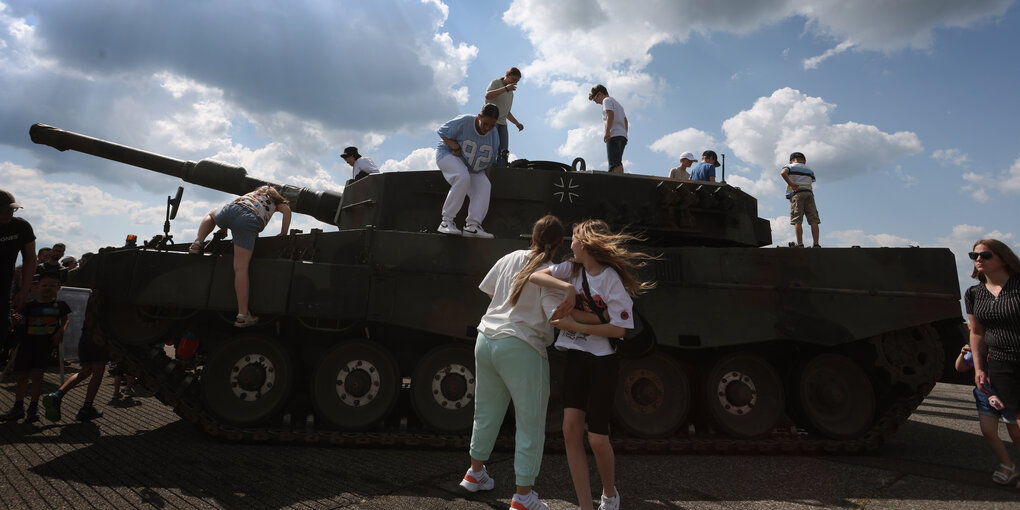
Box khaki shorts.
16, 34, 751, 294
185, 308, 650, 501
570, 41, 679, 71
790, 192, 820, 225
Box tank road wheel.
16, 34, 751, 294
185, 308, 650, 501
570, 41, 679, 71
798, 353, 876, 439
704, 353, 785, 439
311, 340, 400, 430
201, 335, 294, 427
613, 352, 690, 438
411, 343, 475, 434
869, 325, 944, 388
105, 303, 173, 346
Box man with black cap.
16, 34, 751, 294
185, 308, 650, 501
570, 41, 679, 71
0, 190, 37, 362
340, 147, 379, 182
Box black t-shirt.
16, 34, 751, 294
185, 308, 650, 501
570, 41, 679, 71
0, 217, 35, 288
20, 299, 72, 344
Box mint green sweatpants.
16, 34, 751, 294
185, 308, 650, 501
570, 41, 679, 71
469, 332, 550, 487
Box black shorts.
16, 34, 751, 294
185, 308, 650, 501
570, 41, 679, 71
988, 358, 1020, 416
13, 336, 55, 373
78, 330, 108, 364
562, 348, 620, 435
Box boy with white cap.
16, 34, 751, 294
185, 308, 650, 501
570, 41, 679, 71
668, 151, 697, 180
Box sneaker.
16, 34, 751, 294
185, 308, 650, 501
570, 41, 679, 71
42, 392, 62, 422
510, 490, 549, 510
599, 487, 620, 510
188, 241, 203, 254
75, 403, 103, 422
111, 391, 123, 400
0, 403, 24, 421
459, 467, 494, 492
25, 403, 39, 423
462, 224, 494, 239
438, 221, 462, 236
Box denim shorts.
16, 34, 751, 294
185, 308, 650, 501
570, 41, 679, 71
213, 203, 263, 250
606, 136, 627, 169
974, 385, 1017, 424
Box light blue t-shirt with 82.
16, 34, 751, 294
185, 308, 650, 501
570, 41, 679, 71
436, 114, 498, 173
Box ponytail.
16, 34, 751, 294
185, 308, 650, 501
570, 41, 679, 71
510, 215, 565, 305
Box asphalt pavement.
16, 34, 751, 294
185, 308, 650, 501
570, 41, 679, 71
2, 369, 1019, 509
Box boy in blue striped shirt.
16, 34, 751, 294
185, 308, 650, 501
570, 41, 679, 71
780, 152, 821, 248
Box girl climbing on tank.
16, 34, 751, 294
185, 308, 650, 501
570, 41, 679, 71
529, 219, 655, 510
190, 185, 291, 327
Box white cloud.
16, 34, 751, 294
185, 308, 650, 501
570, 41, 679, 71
380, 148, 438, 173
727, 170, 782, 199
803, 39, 856, 70
649, 128, 719, 161
557, 126, 606, 169
891, 165, 918, 187
722, 87, 923, 179
961, 155, 1020, 202
932, 148, 970, 166
828, 229, 919, 248
768, 215, 795, 246
937, 224, 1016, 264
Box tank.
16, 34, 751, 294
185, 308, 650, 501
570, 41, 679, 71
29, 123, 965, 452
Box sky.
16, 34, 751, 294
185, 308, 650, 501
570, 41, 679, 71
1, 0, 1019, 293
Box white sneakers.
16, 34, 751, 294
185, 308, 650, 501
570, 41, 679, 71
462, 224, 494, 238
459, 468, 548, 510
438, 221, 462, 236
599, 487, 620, 510
510, 490, 549, 510
438, 221, 494, 238
459, 467, 494, 492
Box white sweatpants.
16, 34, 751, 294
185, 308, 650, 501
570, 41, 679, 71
438, 154, 491, 227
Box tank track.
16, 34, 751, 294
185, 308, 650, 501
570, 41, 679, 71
103, 330, 933, 455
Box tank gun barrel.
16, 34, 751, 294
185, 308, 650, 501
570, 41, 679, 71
29, 124, 343, 226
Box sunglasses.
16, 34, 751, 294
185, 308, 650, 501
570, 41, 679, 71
969, 251, 994, 261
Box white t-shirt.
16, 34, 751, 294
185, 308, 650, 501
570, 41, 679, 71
548, 260, 634, 356
602, 96, 628, 139
477, 250, 564, 357
353, 157, 379, 177
486, 78, 513, 126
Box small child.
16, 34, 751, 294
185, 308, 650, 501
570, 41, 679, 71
42, 310, 108, 422
0, 271, 70, 422
956, 343, 1020, 485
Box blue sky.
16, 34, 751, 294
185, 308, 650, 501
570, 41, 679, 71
1, 0, 1018, 291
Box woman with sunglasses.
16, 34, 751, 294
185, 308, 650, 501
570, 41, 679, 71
967, 238, 1020, 485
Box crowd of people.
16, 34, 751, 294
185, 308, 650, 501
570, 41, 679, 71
0, 189, 131, 424
337, 72, 822, 247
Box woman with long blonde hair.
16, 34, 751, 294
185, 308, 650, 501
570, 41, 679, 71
459, 215, 565, 510
529, 219, 654, 510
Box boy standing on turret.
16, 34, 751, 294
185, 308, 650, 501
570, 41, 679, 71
781, 152, 821, 248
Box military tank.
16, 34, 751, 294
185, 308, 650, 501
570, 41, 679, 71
29, 123, 965, 453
